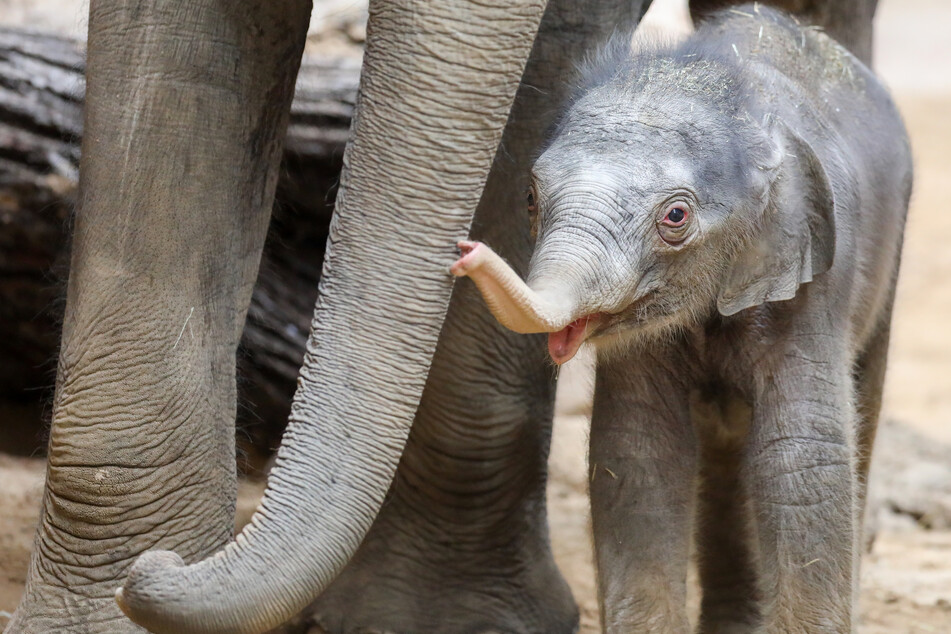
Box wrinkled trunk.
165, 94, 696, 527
306, 3, 652, 630
115, 1, 548, 633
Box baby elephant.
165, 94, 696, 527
453, 5, 911, 633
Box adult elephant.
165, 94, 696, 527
6, 0, 878, 633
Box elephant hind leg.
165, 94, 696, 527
692, 386, 763, 634
852, 312, 893, 556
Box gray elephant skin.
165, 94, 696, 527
3, 1, 885, 633
454, 5, 911, 632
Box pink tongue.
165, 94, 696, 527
548, 316, 592, 365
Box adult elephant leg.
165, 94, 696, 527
688, 0, 879, 64
308, 2, 652, 633
6, 2, 312, 632
115, 1, 552, 633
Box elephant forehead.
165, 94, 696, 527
547, 115, 734, 180
535, 145, 699, 202
533, 161, 622, 192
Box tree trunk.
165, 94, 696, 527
0, 27, 358, 472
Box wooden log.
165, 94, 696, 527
0, 27, 361, 472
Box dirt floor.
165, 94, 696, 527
2, 0, 951, 632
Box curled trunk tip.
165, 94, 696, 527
450, 240, 574, 334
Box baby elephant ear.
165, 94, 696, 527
716, 121, 837, 317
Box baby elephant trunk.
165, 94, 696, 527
451, 241, 596, 364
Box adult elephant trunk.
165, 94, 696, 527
115, 1, 547, 633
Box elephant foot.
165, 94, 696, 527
698, 625, 764, 634
299, 510, 579, 634
4, 594, 144, 634
304, 583, 578, 634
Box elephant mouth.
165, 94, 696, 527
548, 313, 603, 365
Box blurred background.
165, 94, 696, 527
0, 1, 948, 631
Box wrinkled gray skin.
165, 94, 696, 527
460, 6, 911, 633
5, 1, 881, 634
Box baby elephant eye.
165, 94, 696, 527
526, 186, 537, 216
663, 204, 688, 227
657, 202, 692, 246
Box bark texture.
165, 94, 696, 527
0, 27, 357, 471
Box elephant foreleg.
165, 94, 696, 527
590, 345, 697, 633
852, 298, 895, 567
7, 1, 311, 631
744, 334, 856, 633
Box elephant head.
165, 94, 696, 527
453, 43, 837, 364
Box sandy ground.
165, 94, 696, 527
2, 0, 951, 632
